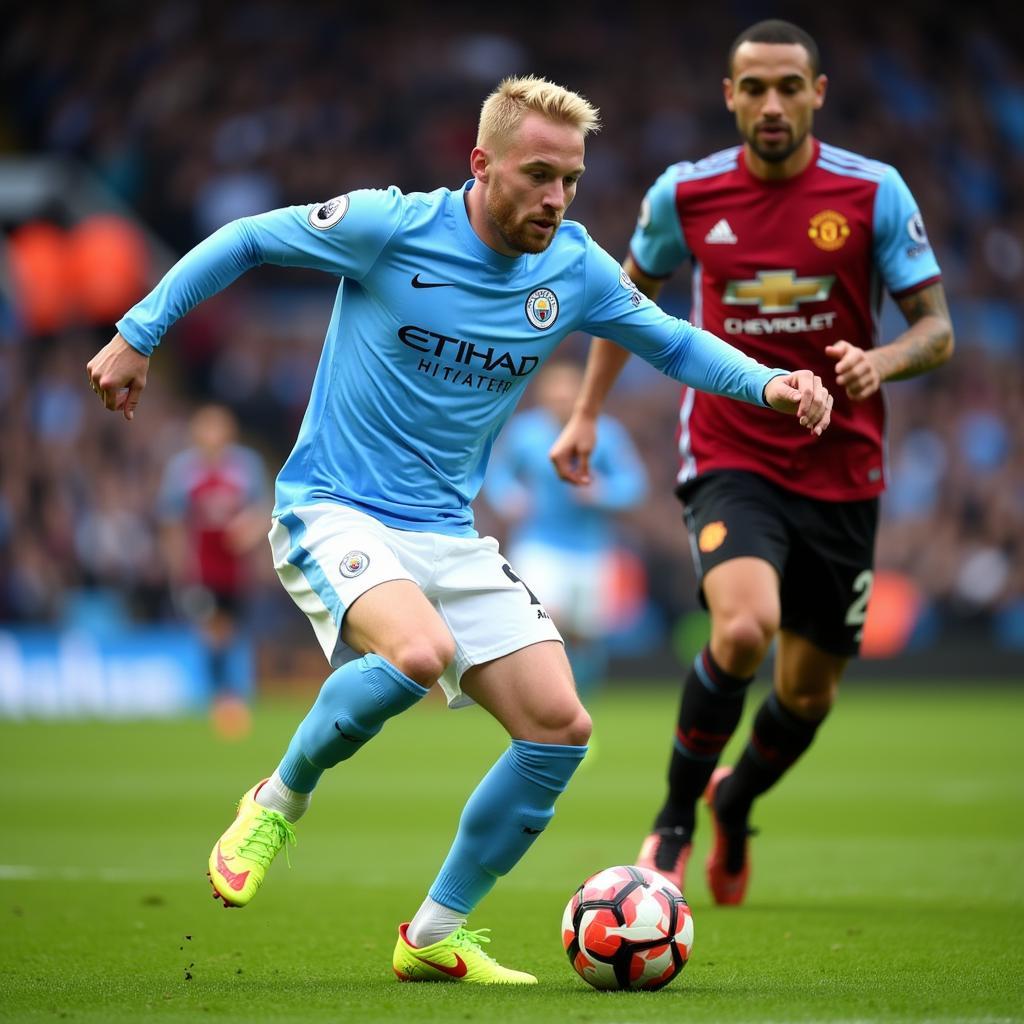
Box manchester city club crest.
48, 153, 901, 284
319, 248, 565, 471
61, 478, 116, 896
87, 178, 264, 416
525, 288, 559, 330
308, 195, 350, 230
339, 550, 369, 578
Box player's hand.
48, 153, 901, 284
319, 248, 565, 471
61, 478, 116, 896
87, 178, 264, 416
86, 333, 150, 421
549, 411, 597, 485
826, 340, 881, 401
764, 370, 832, 436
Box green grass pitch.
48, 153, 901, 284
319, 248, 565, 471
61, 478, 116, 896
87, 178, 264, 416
2, 682, 1022, 1023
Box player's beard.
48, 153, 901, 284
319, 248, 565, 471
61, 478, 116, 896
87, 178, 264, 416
747, 122, 807, 164
486, 178, 559, 254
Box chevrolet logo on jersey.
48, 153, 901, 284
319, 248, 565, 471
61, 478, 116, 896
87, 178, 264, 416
723, 270, 835, 314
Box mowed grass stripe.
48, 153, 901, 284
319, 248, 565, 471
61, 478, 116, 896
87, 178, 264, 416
1, 683, 1021, 1023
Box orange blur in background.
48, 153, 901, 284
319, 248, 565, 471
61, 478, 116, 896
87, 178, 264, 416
8, 214, 149, 335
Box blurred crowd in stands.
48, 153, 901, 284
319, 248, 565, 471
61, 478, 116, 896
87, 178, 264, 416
1, 0, 1022, 658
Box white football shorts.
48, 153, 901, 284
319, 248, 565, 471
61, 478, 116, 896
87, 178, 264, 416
507, 540, 615, 639
268, 503, 563, 708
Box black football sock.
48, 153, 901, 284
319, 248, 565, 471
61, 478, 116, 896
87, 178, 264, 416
715, 689, 826, 852
653, 646, 753, 835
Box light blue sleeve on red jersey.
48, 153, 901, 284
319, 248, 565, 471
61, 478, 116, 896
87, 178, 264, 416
872, 168, 941, 296
235, 445, 271, 506
156, 445, 268, 523
579, 241, 785, 407
156, 451, 190, 523
627, 164, 690, 278
116, 189, 406, 355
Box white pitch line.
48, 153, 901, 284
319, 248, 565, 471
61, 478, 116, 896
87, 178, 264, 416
0, 864, 423, 888
0, 864, 193, 882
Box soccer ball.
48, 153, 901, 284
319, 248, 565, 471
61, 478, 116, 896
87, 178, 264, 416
561, 864, 693, 991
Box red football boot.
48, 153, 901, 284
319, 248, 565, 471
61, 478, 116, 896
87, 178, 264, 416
704, 766, 752, 906
635, 826, 692, 895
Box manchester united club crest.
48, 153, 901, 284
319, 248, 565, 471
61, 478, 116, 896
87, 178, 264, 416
525, 288, 559, 330
698, 521, 728, 553
339, 550, 369, 578
808, 209, 851, 251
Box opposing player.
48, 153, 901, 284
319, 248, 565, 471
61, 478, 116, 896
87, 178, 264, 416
158, 404, 269, 738
550, 21, 954, 905
485, 360, 647, 694
87, 76, 831, 983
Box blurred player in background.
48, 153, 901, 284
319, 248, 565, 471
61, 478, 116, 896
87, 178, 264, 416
158, 403, 269, 738
552, 19, 953, 905
87, 76, 832, 983
485, 360, 647, 695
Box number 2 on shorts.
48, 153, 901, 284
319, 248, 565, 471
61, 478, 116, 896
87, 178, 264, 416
502, 563, 541, 605
845, 569, 874, 642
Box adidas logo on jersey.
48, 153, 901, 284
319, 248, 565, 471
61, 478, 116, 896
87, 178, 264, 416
705, 219, 738, 244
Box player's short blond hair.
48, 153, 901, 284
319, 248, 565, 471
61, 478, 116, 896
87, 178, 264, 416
477, 76, 600, 152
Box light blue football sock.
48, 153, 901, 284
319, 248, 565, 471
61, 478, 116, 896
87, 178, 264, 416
428, 738, 588, 914
277, 654, 428, 793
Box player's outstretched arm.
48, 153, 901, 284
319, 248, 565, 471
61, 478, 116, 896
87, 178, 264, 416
87, 333, 150, 421
85, 195, 403, 423
581, 242, 835, 431
825, 282, 954, 401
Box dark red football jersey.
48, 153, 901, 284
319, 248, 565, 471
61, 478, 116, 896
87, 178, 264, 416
159, 445, 268, 594
629, 139, 941, 501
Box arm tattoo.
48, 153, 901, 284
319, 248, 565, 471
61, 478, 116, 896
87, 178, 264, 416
875, 283, 954, 382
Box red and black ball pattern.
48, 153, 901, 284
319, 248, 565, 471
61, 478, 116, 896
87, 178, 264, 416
561, 864, 694, 991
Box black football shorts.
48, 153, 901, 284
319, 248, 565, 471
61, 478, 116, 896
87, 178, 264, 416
677, 470, 879, 658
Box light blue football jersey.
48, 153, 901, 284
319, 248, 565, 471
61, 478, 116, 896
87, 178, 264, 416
119, 182, 787, 536
485, 408, 647, 553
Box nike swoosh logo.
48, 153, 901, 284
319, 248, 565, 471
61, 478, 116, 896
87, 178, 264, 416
411, 274, 455, 289
334, 722, 361, 742
412, 951, 467, 978
215, 844, 250, 892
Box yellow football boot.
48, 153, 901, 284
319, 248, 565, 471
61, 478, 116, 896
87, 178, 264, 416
208, 780, 296, 908
392, 923, 537, 985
